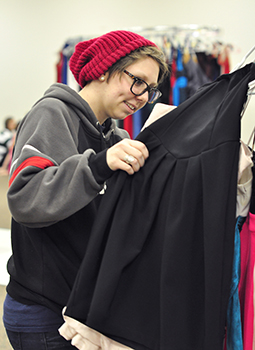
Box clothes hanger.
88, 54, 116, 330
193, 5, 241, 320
230, 44, 255, 72
243, 81, 255, 149
241, 80, 255, 118
231, 45, 255, 121
247, 126, 255, 152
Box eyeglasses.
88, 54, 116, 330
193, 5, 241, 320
124, 70, 162, 104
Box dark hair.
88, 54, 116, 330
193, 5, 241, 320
107, 46, 169, 85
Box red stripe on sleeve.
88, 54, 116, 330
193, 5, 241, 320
9, 156, 55, 187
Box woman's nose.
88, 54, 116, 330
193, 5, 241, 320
136, 91, 149, 104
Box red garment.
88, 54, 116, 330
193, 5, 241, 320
239, 213, 255, 350
123, 115, 133, 139
56, 52, 64, 83
218, 47, 230, 74
169, 57, 176, 105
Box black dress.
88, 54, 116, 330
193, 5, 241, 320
65, 63, 255, 350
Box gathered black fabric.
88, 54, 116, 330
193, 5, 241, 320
64, 63, 255, 350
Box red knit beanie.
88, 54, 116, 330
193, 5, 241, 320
69, 30, 157, 88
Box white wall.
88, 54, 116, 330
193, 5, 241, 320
0, 0, 254, 141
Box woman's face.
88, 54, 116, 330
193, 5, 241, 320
98, 57, 160, 123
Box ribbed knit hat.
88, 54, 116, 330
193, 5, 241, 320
69, 30, 157, 88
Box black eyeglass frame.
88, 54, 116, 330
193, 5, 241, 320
124, 70, 162, 104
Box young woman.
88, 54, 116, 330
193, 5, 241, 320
3, 30, 168, 349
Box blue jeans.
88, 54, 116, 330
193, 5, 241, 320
6, 329, 75, 350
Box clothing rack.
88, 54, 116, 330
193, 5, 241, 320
124, 25, 229, 60
123, 24, 222, 40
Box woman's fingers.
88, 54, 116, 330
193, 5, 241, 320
106, 139, 149, 174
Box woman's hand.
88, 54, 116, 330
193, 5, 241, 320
106, 139, 149, 175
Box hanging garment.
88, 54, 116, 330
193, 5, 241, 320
225, 140, 253, 350
239, 160, 255, 350
196, 52, 221, 81
172, 48, 188, 105
62, 63, 255, 350
132, 109, 142, 139
123, 114, 133, 139
56, 51, 64, 83
218, 46, 231, 75
184, 53, 211, 98
169, 51, 177, 105
239, 213, 255, 350
226, 215, 246, 350
236, 141, 253, 218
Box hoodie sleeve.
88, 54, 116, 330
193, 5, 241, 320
7, 98, 106, 228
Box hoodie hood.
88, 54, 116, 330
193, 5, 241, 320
34, 83, 117, 141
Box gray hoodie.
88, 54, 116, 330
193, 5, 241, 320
8, 83, 128, 227
6, 83, 129, 314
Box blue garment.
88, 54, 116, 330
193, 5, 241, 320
6, 329, 74, 350
172, 49, 188, 106
61, 43, 69, 85
173, 76, 188, 105
132, 109, 142, 139
226, 216, 246, 350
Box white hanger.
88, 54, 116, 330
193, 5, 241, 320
231, 44, 255, 72
230, 45, 255, 120
241, 80, 255, 118
242, 77, 255, 148
247, 126, 255, 148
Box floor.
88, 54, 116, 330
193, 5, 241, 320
0, 175, 15, 349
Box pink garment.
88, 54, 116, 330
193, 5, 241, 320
141, 103, 176, 131
239, 212, 255, 350
253, 265, 255, 350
